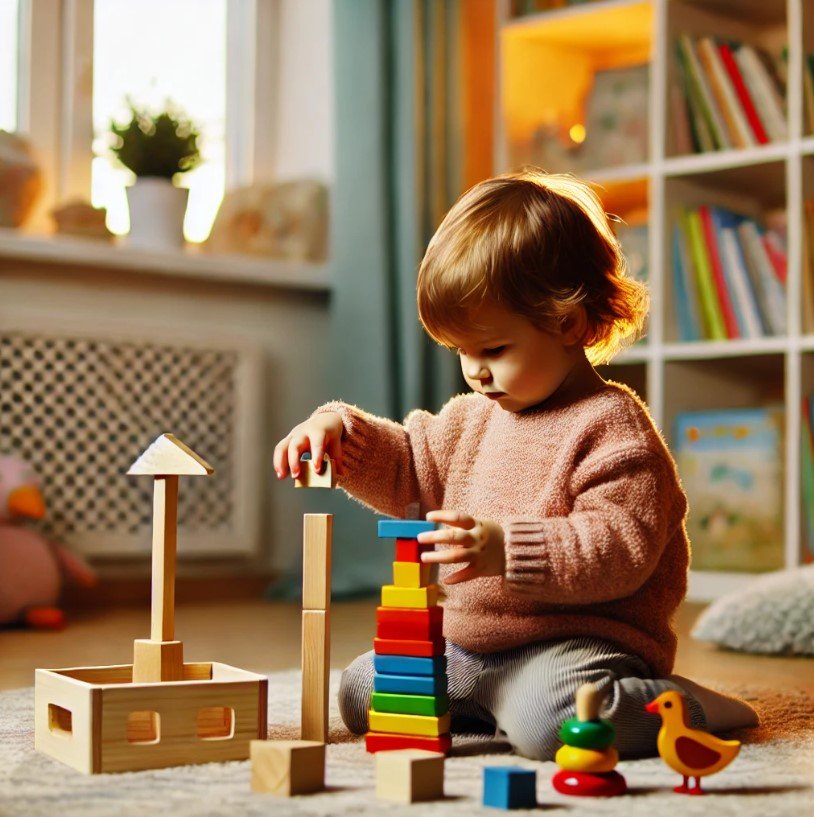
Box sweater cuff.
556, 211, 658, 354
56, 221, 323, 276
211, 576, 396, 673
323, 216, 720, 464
503, 519, 553, 594
311, 401, 375, 478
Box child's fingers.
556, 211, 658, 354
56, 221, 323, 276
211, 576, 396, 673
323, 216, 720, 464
273, 438, 291, 479
425, 510, 477, 529
420, 547, 471, 565
325, 435, 344, 475
417, 525, 476, 547
287, 435, 310, 478
310, 432, 327, 473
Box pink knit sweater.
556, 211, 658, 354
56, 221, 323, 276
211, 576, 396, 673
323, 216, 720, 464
317, 382, 690, 677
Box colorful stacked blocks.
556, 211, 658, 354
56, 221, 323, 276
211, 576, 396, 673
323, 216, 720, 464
482, 766, 537, 810
552, 683, 627, 797
365, 519, 452, 755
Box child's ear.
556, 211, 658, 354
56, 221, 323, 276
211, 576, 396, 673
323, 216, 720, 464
560, 306, 588, 346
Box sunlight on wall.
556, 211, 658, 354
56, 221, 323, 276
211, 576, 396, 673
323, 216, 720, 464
0, 0, 19, 132
91, 0, 226, 243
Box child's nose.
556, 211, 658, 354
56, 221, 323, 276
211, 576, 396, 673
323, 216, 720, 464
468, 363, 491, 381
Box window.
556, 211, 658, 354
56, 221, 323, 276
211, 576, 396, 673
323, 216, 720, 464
91, 0, 227, 242
0, 0, 19, 131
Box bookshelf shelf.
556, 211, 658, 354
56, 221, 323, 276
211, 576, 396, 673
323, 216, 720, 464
498, 0, 812, 599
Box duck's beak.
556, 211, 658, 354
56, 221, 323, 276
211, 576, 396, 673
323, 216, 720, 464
8, 484, 46, 520
644, 700, 659, 715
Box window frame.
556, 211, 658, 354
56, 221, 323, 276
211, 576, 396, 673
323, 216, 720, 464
15, 0, 280, 233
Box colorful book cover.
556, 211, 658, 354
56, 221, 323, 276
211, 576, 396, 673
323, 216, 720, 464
737, 220, 787, 335
684, 209, 726, 340
718, 40, 769, 144
700, 205, 739, 339
674, 407, 785, 572
672, 222, 702, 341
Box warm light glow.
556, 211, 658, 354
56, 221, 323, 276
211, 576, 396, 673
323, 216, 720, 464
569, 124, 586, 144
91, 0, 227, 243
0, 0, 19, 131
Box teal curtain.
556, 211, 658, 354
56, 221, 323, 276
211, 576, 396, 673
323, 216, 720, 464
313, 0, 466, 596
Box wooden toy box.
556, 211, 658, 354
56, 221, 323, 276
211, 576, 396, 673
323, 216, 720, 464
35, 661, 268, 774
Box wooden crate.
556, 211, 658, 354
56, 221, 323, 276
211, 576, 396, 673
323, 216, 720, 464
34, 661, 268, 773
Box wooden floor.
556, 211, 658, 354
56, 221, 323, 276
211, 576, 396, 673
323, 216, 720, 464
2, 598, 813, 693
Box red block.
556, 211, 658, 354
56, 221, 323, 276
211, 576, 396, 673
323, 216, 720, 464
552, 770, 627, 797
365, 731, 452, 755
374, 637, 445, 657
395, 538, 435, 562
376, 605, 443, 641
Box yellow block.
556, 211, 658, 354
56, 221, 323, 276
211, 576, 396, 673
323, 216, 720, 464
393, 561, 432, 589
368, 709, 451, 737
555, 744, 618, 773
381, 584, 438, 609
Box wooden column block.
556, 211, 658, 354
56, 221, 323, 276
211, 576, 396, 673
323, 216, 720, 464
250, 740, 325, 796
393, 561, 432, 588
294, 453, 336, 488
301, 610, 330, 742
381, 584, 438, 609
132, 639, 184, 683
376, 749, 445, 803
302, 514, 333, 610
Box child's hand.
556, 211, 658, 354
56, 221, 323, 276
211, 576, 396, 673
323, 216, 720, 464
273, 412, 345, 480
417, 511, 505, 585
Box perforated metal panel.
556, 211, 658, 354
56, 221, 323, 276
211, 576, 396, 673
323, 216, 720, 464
0, 330, 261, 557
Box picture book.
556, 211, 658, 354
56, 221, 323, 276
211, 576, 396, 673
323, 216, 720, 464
674, 407, 785, 572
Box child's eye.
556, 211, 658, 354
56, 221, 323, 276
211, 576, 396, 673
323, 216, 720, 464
483, 346, 506, 356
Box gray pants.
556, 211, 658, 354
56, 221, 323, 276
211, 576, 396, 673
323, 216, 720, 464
339, 636, 705, 761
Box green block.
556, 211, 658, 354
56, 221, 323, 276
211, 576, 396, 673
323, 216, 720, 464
371, 692, 450, 717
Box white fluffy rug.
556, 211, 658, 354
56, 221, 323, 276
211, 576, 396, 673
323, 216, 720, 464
1, 670, 813, 816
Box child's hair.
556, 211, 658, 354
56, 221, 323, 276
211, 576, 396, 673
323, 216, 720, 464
416, 168, 649, 365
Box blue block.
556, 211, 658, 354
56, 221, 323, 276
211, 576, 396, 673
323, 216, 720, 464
373, 672, 448, 697
377, 518, 437, 539
483, 767, 537, 810
373, 654, 447, 677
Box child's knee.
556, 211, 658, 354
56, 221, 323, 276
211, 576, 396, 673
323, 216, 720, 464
337, 650, 374, 735
496, 699, 570, 761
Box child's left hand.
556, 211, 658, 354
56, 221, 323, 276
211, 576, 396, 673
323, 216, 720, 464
417, 510, 505, 585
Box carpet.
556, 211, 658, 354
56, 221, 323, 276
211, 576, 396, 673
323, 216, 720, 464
1, 670, 812, 816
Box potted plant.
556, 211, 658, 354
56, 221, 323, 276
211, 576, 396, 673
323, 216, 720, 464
109, 101, 201, 248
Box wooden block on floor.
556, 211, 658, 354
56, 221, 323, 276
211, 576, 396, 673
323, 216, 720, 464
393, 561, 432, 588
301, 610, 330, 743
250, 740, 325, 796
374, 637, 445, 657
366, 731, 452, 755
302, 514, 333, 610
294, 453, 336, 489
369, 709, 451, 737
372, 692, 449, 717
377, 519, 436, 539
376, 749, 445, 803
482, 766, 537, 810
381, 585, 438, 609
132, 639, 184, 683
376, 606, 443, 640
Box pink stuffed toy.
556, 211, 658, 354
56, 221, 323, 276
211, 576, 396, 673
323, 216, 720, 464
0, 454, 97, 629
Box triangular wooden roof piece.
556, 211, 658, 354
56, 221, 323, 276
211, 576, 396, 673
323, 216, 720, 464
127, 433, 214, 476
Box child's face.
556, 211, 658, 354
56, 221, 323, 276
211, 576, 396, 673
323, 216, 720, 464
446, 301, 585, 413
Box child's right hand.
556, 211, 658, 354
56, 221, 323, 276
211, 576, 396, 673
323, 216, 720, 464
273, 411, 345, 480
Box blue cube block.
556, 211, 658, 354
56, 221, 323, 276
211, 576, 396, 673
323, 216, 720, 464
483, 766, 537, 810
377, 518, 437, 539
373, 671, 448, 697
373, 654, 447, 677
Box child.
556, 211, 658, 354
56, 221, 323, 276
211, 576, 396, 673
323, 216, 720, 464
273, 169, 758, 760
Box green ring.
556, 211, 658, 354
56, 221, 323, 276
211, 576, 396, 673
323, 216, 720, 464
558, 718, 615, 750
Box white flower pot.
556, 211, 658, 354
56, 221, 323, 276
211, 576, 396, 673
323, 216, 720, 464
125, 178, 189, 249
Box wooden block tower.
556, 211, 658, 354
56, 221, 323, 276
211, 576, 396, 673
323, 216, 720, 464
365, 519, 451, 754
33, 433, 268, 774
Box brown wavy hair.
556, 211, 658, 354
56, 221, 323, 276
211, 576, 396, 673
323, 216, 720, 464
416, 168, 649, 365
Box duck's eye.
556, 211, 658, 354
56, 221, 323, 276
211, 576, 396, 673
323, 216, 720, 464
664, 701, 672, 709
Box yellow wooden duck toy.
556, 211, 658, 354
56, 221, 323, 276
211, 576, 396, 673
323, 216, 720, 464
645, 690, 741, 795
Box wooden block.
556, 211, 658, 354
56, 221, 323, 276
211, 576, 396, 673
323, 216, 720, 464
372, 692, 449, 717
368, 709, 451, 737
377, 519, 436, 539
381, 584, 438, 609
375, 749, 445, 803
366, 731, 452, 755
376, 606, 443, 640
373, 654, 447, 677
374, 637, 445, 657
482, 766, 537, 810
395, 538, 435, 562
302, 514, 333, 610
301, 610, 330, 743
374, 672, 448, 697
132, 639, 184, 683
393, 561, 432, 588
250, 739, 325, 796
294, 453, 336, 488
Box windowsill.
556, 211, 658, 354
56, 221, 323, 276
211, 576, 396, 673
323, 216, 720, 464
0, 228, 332, 292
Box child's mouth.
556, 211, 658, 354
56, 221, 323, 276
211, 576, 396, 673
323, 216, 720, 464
483, 391, 505, 399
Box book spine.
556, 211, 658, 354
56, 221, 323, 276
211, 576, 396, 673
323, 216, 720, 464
685, 209, 727, 340
719, 225, 765, 338
734, 44, 788, 141
718, 40, 769, 145
802, 396, 814, 562
805, 54, 814, 133
699, 205, 740, 338
673, 219, 703, 340
762, 232, 787, 285
738, 220, 787, 335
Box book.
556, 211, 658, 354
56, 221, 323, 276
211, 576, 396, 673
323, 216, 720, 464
762, 230, 787, 285
801, 397, 814, 563
737, 220, 787, 335
717, 40, 769, 145
699, 205, 739, 338
684, 209, 726, 340
717, 219, 766, 338
804, 201, 814, 333
805, 54, 814, 134
672, 221, 703, 341
673, 407, 785, 572
734, 43, 787, 141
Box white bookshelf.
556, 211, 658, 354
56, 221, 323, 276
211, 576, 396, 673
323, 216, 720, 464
497, 0, 812, 600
